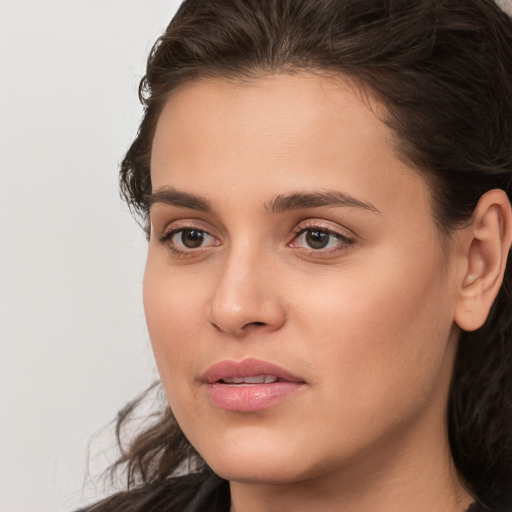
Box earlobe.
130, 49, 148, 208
454, 189, 512, 332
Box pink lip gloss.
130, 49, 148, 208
202, 358, 307, 412
206, 380, 306, 412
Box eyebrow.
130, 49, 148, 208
148, 187, 379, 215
148, 187, 213, 212
266, 191, 380, 214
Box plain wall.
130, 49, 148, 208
0, 2, 180, 511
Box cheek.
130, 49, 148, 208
142, 255, 206, 389
294, 243, 456, 415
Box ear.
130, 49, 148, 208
454, 189, 512, 332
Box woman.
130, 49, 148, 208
82, 0, 512, 511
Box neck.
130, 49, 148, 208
229, 403, 473, 512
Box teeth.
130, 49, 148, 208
221, 375, 278, 384
244, 375, 266, 384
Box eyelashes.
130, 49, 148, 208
159, 227, 220, 256
289, 226, 355, 254
158, 220, 356, 259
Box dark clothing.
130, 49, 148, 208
182, 472, 490, 512
78, 470, 503, 512
182, 472, 230, 512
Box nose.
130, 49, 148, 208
207, 248, 286, 337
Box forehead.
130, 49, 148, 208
150, 73, 433, 223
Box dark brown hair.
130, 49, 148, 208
83, 1, 512, 510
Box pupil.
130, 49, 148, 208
305, 230, 329, 249
181, 229, 205, 248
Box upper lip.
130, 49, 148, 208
202, 357, 305, 384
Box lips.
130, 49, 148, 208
202, 358, 306, 412
203, 358, 304, 384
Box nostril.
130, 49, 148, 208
241, 321, 267, 330
210, 320, 265, 331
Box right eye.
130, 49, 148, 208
160, 227, 220, 254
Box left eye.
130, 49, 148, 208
166, 228, 218, 250
292, 229, 351, 251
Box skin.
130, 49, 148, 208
145, 73, 510, 512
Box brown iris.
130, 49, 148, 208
180, 229, 206, 248
305, 230, 330, 249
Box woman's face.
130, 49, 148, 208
145, 74, 462, 484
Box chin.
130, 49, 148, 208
194, 428, 322, 484
209, 457, 309, 485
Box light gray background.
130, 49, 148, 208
1, 1, 512, 511
0, 1, 180, 511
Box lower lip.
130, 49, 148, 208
205, 382, 305, 412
